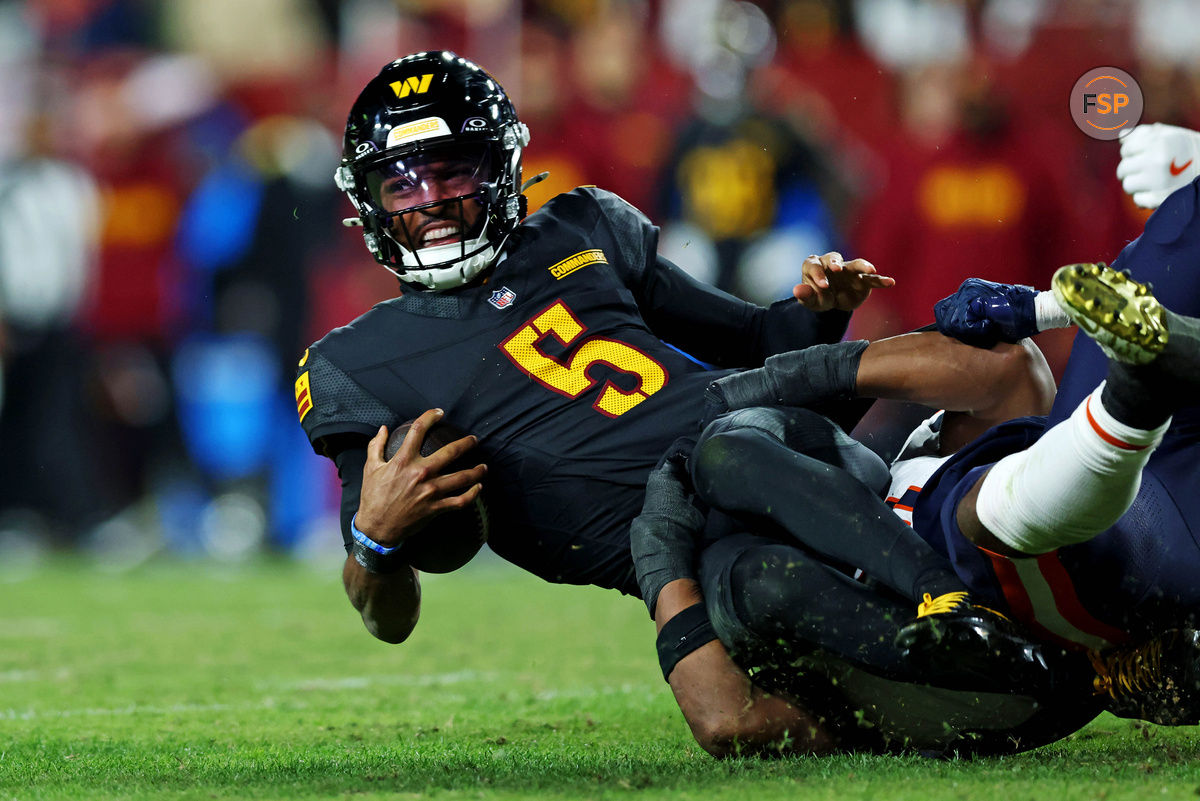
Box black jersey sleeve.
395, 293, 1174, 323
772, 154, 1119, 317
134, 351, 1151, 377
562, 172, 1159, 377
574, 187, 849, 366
573, 186, 659, 288
638, 254, 850, 367
296, 346, 398, 458
334, 445, 368, 551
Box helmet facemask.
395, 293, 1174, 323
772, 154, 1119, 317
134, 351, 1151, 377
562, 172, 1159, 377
354, 142, 502, 290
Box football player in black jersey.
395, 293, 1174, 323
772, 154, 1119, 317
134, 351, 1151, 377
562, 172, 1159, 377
298, 51, 892, 646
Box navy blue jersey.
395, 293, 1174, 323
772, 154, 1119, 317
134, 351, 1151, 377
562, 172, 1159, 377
297, 187, 848, 594
903, 181, 1200, 645
911, 415, 1200, 647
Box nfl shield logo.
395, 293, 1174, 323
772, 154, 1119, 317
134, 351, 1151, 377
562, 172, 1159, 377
488, 287, 517, 309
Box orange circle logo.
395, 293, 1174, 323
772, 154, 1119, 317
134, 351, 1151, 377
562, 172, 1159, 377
1070, 67, 1143, 140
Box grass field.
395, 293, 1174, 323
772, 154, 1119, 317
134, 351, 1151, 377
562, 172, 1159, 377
3, 556, 1200, 801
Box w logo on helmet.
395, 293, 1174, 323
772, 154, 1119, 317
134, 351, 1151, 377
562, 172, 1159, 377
391, 74, 434, 98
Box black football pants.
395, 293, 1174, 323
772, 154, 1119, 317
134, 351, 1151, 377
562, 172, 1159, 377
690, 406, 968, 605
697, 530, 921, 679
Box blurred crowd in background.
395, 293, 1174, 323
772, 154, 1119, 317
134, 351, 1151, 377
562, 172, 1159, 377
1, 0, 1198, 566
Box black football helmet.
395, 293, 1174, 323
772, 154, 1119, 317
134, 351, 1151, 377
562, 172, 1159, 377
336, 51, 529, 290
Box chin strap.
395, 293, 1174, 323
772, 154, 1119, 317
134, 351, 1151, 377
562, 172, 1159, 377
520, 172, 550, 193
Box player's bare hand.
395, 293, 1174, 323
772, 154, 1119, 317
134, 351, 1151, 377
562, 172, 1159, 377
793, 251, 895, 312
356, 408, 486, 547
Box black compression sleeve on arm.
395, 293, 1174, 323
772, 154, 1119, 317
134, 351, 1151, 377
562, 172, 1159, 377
333, 445, 368, 552
761, 301, 850, 355
708, 340, 869, 412
638, 255, 848, 367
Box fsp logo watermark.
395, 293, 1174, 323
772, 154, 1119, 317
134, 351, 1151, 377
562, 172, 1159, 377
390, 73, 434, 98
1070, 67, 1143, 140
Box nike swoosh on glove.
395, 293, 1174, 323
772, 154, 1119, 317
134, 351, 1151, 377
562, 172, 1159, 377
934, 278, 1038, 348
1117, 123, 1200, 209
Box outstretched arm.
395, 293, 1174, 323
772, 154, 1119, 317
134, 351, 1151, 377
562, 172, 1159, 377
708, 330, 1056, 455
855, 332, 1056, 452
637, 252, 893, 369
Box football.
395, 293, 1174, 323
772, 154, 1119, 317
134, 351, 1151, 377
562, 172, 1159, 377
383, 419, 489, 573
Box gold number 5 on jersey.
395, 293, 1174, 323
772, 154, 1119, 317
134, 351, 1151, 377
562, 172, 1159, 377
499, 299, 668, 417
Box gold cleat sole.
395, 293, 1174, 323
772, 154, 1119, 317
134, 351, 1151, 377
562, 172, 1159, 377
1051, 262, 1169, 365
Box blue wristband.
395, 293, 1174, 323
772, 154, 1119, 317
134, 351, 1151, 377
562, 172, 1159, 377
350, 513, 399, 555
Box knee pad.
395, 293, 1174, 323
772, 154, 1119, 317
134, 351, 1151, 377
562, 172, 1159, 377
727, 543, 808, 635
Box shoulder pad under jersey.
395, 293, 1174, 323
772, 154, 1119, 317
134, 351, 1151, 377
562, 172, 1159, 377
543, 186, 658, 286
294, 345, 396, 457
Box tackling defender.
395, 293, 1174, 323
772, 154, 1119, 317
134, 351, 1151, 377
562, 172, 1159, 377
636, 252, 1200, 755
898, 207, 1200, 724
633, 114, 1200, 748
632, 342, 1102, 756
652, 177, 1200, 752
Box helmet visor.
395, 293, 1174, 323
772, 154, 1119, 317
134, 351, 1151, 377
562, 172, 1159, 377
365, 142, 494, 215
365, 143, 496, 255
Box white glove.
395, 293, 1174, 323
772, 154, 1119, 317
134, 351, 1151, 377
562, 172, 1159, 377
1116, 123, 1200, 209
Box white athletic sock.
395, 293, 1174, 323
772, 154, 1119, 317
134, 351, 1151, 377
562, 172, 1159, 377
975, 383, 1169, 555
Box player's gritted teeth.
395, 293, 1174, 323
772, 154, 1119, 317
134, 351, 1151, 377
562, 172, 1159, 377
420, 222, 464, 246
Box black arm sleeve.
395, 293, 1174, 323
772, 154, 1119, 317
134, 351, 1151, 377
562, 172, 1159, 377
334, 445, 368, 552
638, 255, 850, 368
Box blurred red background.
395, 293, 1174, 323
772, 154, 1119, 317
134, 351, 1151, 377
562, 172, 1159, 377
0, 0, 1194, 560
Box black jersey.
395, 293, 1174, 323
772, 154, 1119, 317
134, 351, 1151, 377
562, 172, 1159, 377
297, 187, 848, 595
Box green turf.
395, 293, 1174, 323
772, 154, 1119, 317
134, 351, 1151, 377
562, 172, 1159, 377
2, 557, 1199, 800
